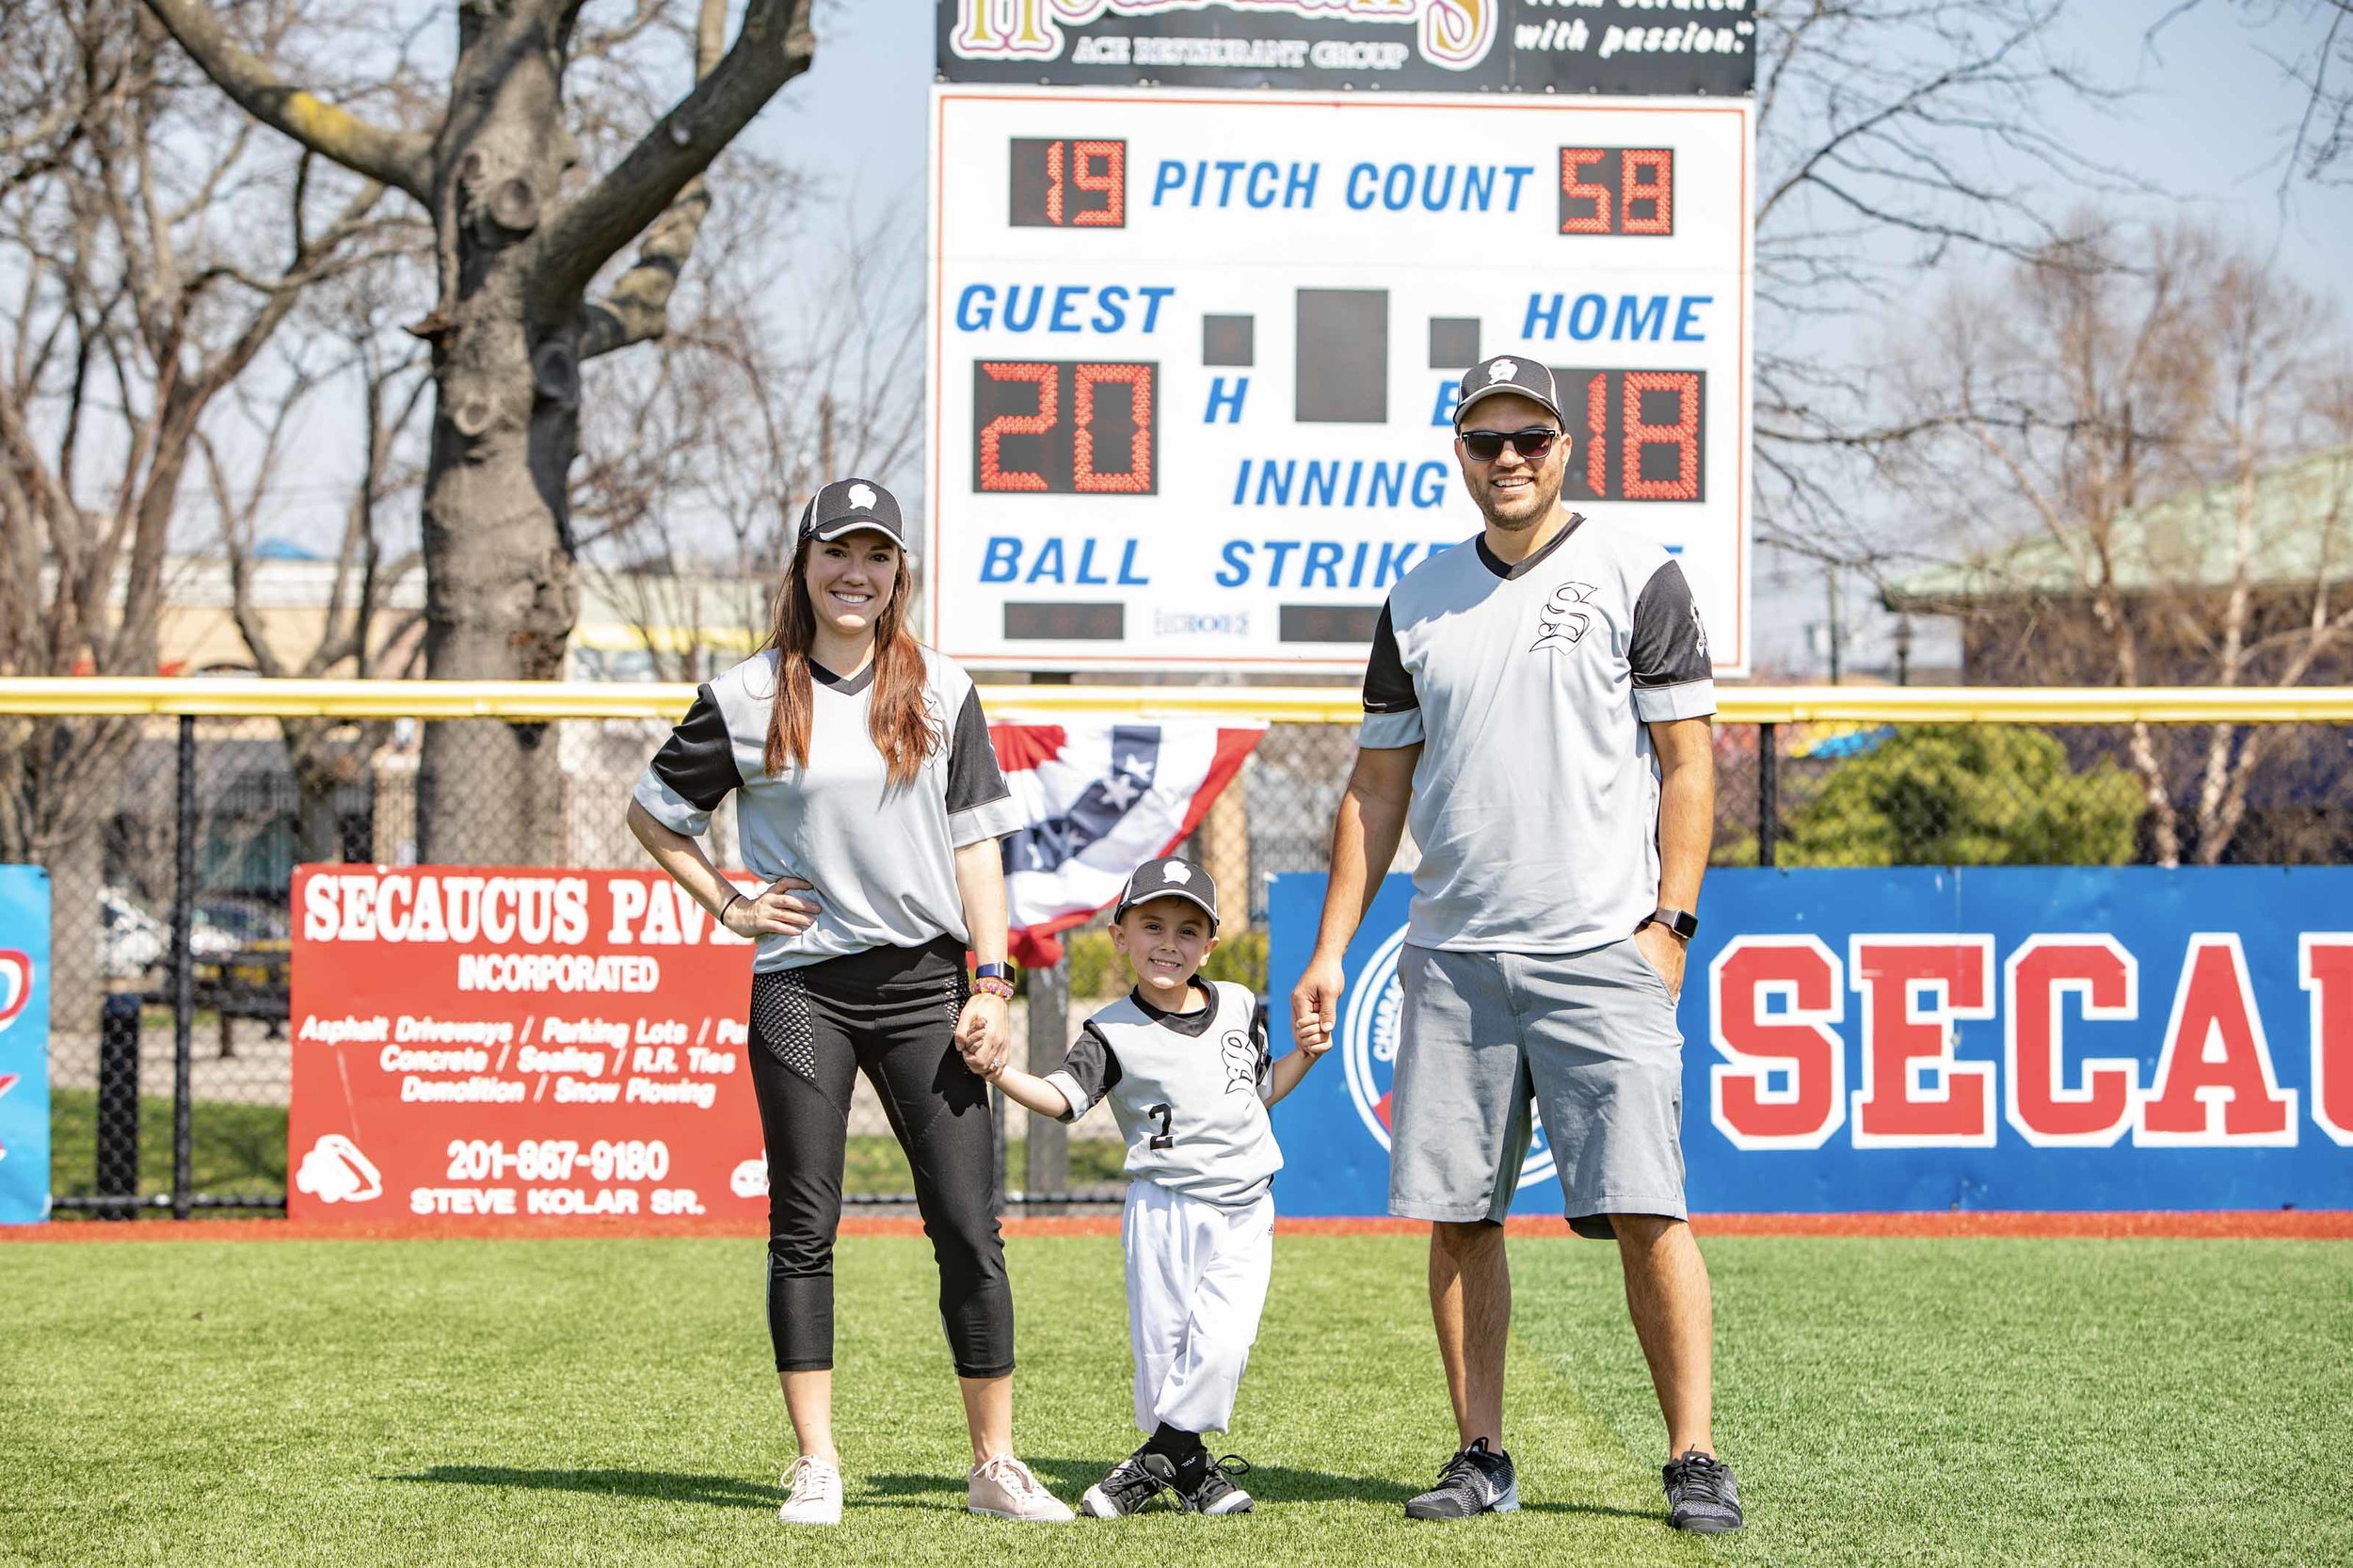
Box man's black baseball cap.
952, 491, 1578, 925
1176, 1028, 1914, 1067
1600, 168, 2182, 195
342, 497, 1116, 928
1454, 354, 1563, 426
1114, 855, 1219, 929
798, 477, 908, 550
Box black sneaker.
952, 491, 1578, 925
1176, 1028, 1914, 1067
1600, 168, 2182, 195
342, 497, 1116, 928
1151, 1452, 1255, 1515
1404, 1437, 1518, 1520
1662, 1448, 1743, 1533
1080, 1447, 1168, 1518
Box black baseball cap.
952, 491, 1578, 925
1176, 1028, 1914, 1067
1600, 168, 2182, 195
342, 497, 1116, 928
1113, 856, 1219, 929
798, 477, 908, 550
1454, 354, 1563, 427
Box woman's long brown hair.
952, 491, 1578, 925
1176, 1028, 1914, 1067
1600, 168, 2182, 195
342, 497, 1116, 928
760, 533, 937, 788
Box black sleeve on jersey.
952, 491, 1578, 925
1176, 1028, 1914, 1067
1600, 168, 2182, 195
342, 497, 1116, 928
1629, 560, 1714, 689
1056, 1020, 1124, 1109
648, 683, 740, 810
1362, 601, 1418, 713
1249, 995, 1274, 1100
945, 684, 1014, 814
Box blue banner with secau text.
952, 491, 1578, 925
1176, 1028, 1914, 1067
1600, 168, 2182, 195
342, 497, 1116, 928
1267, 868, 2353, 1216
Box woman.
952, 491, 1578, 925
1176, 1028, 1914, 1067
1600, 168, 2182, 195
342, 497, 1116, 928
626, 477, 1070, 1526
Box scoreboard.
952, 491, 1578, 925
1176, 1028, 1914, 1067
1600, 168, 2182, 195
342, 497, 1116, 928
926, 87, 1753, 673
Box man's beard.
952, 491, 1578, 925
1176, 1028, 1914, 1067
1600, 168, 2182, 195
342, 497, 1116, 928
1478, 474, 1561, 531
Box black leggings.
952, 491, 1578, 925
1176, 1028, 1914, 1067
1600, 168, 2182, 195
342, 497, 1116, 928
746, 936, 1013, 1378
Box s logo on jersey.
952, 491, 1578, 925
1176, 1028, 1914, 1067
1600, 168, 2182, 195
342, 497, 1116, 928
1530, 582, 1601, 654
1220, 1030, 1257, 1095
1340, 925, 1557, 1191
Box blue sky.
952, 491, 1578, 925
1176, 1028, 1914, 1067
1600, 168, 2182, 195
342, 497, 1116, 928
742, 0, 2352, 678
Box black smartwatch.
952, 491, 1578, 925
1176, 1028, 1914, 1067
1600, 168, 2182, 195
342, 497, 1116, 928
1639, 907, 1700, 943
973, 961, 1016, 984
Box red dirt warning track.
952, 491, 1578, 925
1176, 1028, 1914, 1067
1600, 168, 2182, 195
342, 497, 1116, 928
8, 1210, 2348, 1243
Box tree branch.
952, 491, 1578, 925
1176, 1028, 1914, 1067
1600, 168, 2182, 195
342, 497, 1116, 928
138, 0, 432, 201
530, 0, 813, 321
579, 0, 731, 360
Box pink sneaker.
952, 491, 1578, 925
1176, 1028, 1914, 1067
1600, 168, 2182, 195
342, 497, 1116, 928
966, 1454, 1075, 1521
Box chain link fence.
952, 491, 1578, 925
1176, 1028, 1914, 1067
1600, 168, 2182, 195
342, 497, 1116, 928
11, 689, 2349, 1217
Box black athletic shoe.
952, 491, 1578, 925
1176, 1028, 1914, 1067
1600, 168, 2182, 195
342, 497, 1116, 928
1662, 1448, 1743, 1533
1080, 1447, 1168, 1518
1151, 1453, 1255, 1515
1404, 1437, 1519, 1519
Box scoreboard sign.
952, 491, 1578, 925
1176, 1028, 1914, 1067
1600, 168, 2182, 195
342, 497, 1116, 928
926, 87, 1753, 672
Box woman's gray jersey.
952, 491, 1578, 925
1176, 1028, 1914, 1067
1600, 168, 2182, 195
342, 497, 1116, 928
632, 647, 1023, 972
1360, 517, 1715, 955
1047, 982, 1282, 1209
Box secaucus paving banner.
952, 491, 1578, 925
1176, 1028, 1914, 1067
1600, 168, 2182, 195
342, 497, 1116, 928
1267, 868, 2353, 1216
0, 867, 52, 1224
936, 0, 1758, 97
290, 866, 765, 1224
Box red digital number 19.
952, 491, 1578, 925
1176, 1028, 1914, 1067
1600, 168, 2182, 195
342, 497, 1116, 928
1045, 139, 1124, 228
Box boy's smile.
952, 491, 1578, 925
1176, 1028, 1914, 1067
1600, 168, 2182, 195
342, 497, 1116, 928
1111, 895, 1218, 1009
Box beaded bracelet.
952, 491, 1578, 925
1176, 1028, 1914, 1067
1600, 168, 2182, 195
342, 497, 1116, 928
970, 975, 1016, 1001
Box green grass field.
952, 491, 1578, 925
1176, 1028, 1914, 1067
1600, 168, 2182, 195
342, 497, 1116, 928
4, 1232, 2346, 1566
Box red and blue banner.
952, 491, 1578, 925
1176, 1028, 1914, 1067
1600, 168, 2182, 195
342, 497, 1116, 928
991, 717, 1263, 968
1269, 868, 2353, 1215
0, 866, 52, 1224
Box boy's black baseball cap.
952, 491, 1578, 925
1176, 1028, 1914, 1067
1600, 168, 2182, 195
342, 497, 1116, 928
1114, 856, 1219, 929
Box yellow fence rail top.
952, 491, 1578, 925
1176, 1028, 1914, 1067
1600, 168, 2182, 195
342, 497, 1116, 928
1, 678, 2349, 727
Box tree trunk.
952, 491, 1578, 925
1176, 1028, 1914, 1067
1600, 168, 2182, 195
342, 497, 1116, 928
415, 19, 582, 867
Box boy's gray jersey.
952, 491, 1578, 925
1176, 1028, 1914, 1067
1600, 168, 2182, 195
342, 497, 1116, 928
1048, 982, 1282, 1209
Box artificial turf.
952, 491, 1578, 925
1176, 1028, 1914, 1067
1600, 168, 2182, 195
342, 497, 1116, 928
2, 1232, 2345, 1566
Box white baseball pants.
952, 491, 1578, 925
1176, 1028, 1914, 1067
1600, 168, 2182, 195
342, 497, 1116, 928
1123, 1179, 1274, 1436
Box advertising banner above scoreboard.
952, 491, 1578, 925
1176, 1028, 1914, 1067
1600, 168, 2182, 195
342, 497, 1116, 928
1267, 868, 2353, 1216
937, 1, 1757, 98
289, 866, 764, 1225
927, 87, 1753, 672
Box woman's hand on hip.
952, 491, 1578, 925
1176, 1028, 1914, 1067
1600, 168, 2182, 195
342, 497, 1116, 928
722, 876, 822, 938
955, 992, 1012, 1078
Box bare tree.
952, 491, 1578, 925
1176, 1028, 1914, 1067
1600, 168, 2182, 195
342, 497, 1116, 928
142, 0, 818, 862
1748, 0, 2135, 599
2163, 1, 2353, 186
572, 200, 924, 683
1884, 217, 2353, 864
200, 279, 434, 859
2, 0, 414, 994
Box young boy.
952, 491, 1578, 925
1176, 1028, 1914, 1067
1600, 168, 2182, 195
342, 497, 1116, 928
975, 856, 1326, 1517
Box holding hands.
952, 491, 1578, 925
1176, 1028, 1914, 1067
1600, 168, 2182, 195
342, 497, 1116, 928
956, 989, 1013, 1079
1289, 952, 1344, 1059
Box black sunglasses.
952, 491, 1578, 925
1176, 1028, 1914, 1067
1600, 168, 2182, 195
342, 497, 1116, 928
1458, 426, 1561, 463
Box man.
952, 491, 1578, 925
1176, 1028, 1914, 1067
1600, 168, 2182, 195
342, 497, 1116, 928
1290, 355, 1740, 1533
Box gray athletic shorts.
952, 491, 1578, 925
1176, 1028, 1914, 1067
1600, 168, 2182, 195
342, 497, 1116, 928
1388, 937, 1687, 1239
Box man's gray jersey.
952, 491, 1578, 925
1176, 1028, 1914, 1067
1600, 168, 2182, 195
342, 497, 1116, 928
1047, 982, 1281, 1209
1360, 516, 1715, 954
632, 647, 1022, 971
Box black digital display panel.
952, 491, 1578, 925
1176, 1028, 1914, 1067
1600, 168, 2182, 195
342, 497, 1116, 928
972, 360, 1157, 495
1004, 601, 1125, 641
1009, 138, 1126, 228
1280, 604, 1383, 645
1552, 368, 1706, 504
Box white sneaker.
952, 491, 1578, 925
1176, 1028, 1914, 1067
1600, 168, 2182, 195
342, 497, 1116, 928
777, 1455, 842, 1526
967, 1453, 1076, 1521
